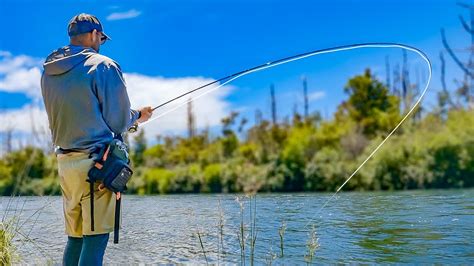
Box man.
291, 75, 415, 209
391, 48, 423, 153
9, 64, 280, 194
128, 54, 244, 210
41, 13, 152, 265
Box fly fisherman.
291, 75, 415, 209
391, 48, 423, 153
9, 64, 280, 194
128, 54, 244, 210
41, 13, 152, 265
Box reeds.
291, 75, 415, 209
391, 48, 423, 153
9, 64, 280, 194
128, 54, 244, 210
217, 198, 225, 264
235, 196, 246, 263
0, 219, 16, 265
248, 195, 257, 266
304, 225, 320, 264
196, 230, 209, 265
194, 194, 320, 265
278, 220, 286, 258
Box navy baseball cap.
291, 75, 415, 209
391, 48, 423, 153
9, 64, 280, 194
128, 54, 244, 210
67, 13, 111, 40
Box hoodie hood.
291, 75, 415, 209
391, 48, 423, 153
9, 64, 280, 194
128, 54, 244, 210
43, 45, 96, 76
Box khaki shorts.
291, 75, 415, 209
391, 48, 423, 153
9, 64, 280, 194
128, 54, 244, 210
57, 152, 116, 237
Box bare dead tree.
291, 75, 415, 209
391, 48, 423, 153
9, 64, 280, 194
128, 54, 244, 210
402, 50, 410, 112
238, 117, 248, 133
39, 124, 53, 154
18, 137, 24, 151
440, 2, 474, 107
385, 55, 391, 90
438, 51, 454, 116
441, 29, 474, 78
392, 63, 401, 97
29, 105, 41, 148
187, 98, 196, 138
270, 84, 277, 125
413, 67, 423, 120
415, 67, 420, 94
5, 127, 13, 154
254, 109, 263, 125
292, 102, 298, 118
441, 52, 448, 93
440, 51, 455, 108
302, 76, 309, 118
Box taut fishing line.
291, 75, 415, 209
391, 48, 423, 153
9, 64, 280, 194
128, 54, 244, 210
134, 42, 432, 229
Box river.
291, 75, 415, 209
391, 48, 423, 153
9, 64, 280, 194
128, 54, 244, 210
1, 189, 473, 264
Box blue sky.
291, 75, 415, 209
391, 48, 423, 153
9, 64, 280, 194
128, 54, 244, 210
0, 0, 469, 147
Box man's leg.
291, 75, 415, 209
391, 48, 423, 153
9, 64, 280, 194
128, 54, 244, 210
63, 236, 83, 266
58, 152, 90, 266
78, 233, 110, 266
80, 177, 116, 266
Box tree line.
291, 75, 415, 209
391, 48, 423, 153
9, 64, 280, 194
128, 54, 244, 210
1, 67, 473, 196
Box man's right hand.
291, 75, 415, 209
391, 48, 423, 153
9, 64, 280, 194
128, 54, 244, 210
137, 106, 153, 123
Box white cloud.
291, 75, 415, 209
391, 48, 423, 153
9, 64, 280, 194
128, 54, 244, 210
0, 53, 42, 74
0, 103, 52, 152
0, 51, 12, 57
308, 91, 326, 102
0, 67, 42, 99
0, 52, 43, 99
106, 9, 142, 21
0, 51, 233, 147
124, 73, 233, 141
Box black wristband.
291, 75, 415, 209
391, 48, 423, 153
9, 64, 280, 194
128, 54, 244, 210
137, 111, 142, 119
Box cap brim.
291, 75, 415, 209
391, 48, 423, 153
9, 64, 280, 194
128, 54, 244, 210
102, 31, 111, 40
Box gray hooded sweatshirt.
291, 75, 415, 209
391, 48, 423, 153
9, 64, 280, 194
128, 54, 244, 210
41, 45, 139, 154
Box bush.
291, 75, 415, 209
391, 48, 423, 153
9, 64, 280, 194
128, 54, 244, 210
203, 163, 222, 192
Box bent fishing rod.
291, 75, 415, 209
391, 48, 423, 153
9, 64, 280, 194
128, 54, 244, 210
127, 42, 432, 228
128, 42, 431, 133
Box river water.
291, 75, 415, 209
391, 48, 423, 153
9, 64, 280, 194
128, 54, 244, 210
1, 189, 473, 264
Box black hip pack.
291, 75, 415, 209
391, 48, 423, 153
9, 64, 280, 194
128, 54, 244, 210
87, 137, 132, 243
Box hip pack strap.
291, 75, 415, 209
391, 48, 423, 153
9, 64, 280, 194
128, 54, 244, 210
90, 181, 95, 231
114, 193, 121, 244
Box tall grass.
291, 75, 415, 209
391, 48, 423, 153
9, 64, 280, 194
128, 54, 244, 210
278, 220, 286, 258
196, 230, 209, 265
235, 196, 246, 263
217, 198, 226, 265
248, 194, 257, 266
1, 196, 24, 264
1, 196, 56, 264
208, 194, 320, 264
264, 243, 277, 266
0, 219, 16, 265
304, 225, 320, 264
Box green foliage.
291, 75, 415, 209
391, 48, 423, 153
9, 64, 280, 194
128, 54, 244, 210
278, 125, 317, 191
341, 69, 400, 137
131, 129, 147, 167
0, 161, 13, 195
0, 147, 60, 196
238, 143, 258, 163
221, 133, 239, 158
203, 163, 222, 192
144, 168, 176, 194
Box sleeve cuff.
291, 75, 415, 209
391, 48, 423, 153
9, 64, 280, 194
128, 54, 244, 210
130, 109, 140, 123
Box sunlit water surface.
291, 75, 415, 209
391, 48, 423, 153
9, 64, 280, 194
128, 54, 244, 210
1, 189, 473, 264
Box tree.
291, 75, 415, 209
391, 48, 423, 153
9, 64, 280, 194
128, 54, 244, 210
441, 2, 474, 108
221, 112, 239, 158
187, 99, 196, 138
339, 69, 400, 137
132, 129, 147, 167
302, 76, 309, 118
437, 52, 454, 118
270, 84, 277, 125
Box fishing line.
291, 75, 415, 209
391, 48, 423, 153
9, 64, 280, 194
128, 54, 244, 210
134, 43, 432, 229
302, 45, 432, 230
